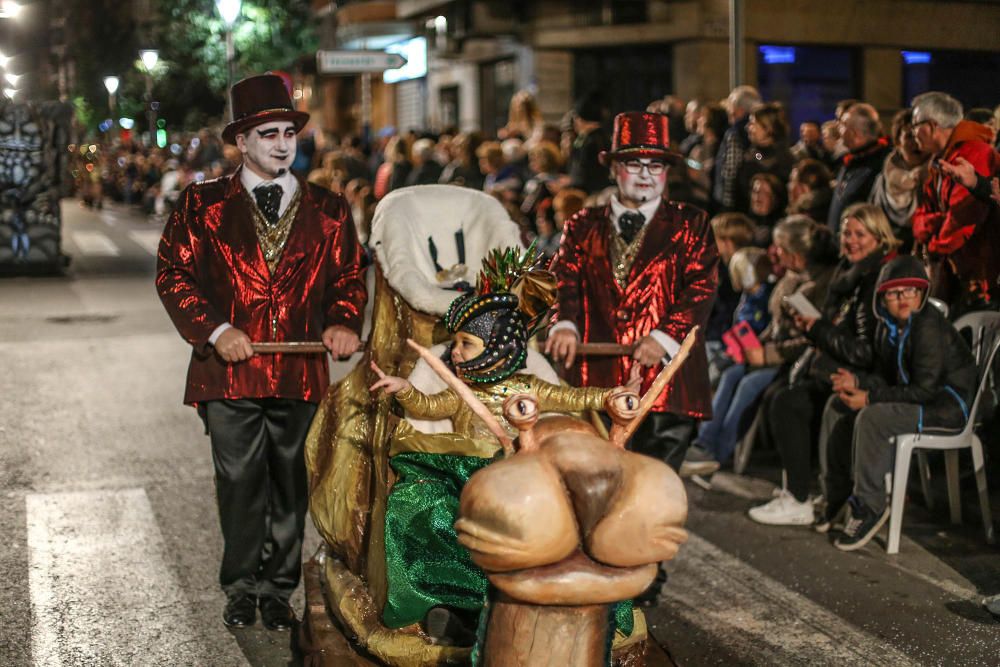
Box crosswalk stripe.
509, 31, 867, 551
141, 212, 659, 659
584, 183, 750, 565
663, 533, 920, 666
26, 488, 216, 666
70, 230, 120, 257
128, 229, 163, 257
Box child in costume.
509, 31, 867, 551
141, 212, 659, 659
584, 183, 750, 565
370, 245, 640, 644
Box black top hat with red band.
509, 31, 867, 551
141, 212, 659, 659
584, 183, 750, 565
599, 111, 683, 165
222, 74, 310, 145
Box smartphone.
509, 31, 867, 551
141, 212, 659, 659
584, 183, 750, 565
782, 293, 822, 319
685, 158, 703, 171
733, 320, 762, 350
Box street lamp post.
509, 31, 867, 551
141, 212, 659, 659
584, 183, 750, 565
140, 49, 159, 146
103, 75, 119, 142
216, 0, 241, 95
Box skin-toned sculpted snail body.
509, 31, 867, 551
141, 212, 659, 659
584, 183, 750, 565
409, 327, 694, 666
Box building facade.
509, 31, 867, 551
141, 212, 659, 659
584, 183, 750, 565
310, 0, 1000, 136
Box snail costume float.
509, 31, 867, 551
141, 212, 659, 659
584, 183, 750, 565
378, 246, 636, 639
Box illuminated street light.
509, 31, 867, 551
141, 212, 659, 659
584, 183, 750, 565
0, 1, 21, 19
140, 49, 160, 145
103, 76, 120, 141
5, 73, 18, 86
3, 87, 16, 99
0, 52, 9, 68
216, 0, 242, 96
216, 0, 241, 26
140, 49, 159, 72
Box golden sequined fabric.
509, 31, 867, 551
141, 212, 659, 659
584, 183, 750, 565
608, 218, 653, 288
396, 375, 610, 452
245, 186, 302, 273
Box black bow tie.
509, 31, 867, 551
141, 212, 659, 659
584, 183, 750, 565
254, 183, 283, 226
618, 210, 645, 244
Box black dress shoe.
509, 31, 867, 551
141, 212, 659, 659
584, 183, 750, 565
223, 594, 257, 628
259, 595, 296, 631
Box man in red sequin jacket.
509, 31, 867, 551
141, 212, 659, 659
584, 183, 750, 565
911, 91, 1000, 314
156, 74, 367, 631
546, 111, 719, 475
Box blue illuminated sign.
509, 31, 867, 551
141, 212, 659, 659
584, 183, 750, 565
902, 51, 932, 65
760, 45, 796, 65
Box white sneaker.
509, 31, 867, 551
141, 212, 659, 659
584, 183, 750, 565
748, 490, 815, 526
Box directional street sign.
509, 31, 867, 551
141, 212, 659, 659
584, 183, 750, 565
317, 50, 407, 74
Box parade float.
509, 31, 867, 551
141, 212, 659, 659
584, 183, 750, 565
299, 185, 689, 666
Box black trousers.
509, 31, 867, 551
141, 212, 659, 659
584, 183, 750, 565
204, 398, 317, 600
818, 394, 858, 518
762, 381, 831, 502
628, 412, 696, 473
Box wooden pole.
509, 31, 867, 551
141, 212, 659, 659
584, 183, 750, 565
250, 341, 633, 356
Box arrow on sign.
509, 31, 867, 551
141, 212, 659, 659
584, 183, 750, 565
317, 50, 407, 74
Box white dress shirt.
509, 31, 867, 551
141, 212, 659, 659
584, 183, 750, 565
239, 165, 299, 219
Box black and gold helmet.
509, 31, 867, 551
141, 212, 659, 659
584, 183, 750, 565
443, 244, 556, 385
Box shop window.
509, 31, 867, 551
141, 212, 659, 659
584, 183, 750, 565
901, 49, 1000, 110
574, 45, 673, 120
757, 44, 858, 132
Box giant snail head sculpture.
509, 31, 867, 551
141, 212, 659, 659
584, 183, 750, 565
405, 328, 695, 666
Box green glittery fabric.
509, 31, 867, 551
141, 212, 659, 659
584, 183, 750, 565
382, 451, 494, 629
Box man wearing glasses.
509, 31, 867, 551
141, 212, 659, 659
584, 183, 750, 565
547, 110, 719, 500
824, 256, 976, 551
911, 91, 1000, 315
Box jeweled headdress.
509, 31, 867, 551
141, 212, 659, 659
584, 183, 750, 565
443, 244, 557, 384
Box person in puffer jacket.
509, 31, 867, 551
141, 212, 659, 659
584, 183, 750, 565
824, 255, 976, 551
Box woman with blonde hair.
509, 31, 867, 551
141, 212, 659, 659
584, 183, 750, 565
501, 90, 543, 141
520, 141, 563, 216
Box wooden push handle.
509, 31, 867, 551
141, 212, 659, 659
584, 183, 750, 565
576, 342, 634, 356
252, 342, 329, 354
250, 341, 635, 356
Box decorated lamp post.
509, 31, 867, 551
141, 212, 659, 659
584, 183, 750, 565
140, 49, 159, 145
103, 75, 119, 142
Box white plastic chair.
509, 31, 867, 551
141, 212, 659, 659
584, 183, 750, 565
914, 311, 1000, 511
886, 335, 999, 554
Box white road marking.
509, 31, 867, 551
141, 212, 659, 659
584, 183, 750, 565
664, 533, 920, 666
70, 230, 120, 257
26, 488, 215, 666
128, 229, 163, 256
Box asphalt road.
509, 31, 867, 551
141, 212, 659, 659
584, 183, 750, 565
1, 200, 999, 666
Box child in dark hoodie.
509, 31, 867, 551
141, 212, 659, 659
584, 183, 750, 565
824, 255, 977, 551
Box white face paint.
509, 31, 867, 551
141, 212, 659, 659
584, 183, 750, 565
614, 158, 668, 206
236, 120, 297, 179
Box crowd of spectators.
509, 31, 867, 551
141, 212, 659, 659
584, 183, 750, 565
78, 84, 1000, 553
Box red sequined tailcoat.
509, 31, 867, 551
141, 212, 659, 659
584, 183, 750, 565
550, 199, 718, 417
156, 168, 367, 405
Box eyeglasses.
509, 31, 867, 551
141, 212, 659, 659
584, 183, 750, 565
910, 119, 934, 134
621, 159, 667, 175
882, 287, 921, 301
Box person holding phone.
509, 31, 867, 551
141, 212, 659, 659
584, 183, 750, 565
686, 247, 772, 465
686, 217, 837, 468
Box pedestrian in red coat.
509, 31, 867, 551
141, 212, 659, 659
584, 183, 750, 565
911, 91, 1000, 314
156, 74, 367, 631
